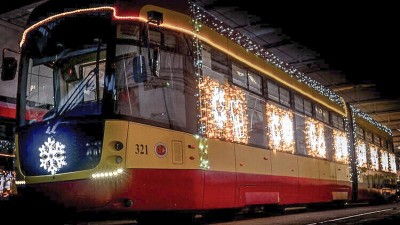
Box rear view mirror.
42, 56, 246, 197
1, 57, 17, 81
1, 48, 19, 81
133, 55, 147, 83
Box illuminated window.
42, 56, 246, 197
389, 153, 397, 173
247, 93, 266, 147
380, 149, 389, 172
199, 76, 248, 143
305, 117, 326, 158
333, 130, 349, 164
266, 103, 295, 153
369, 144, 379, 171
356, 139, 368, 168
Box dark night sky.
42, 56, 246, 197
207, 0, 400, 99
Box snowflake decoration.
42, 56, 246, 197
39, 137, 67, 175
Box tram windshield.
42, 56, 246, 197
20, 15, 111, 125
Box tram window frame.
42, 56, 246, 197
232, 62, 248, 88
331, 112, 339, 128
248, 71, 262, 95
267, 80, 279, 102
338, 117, 344, 130
322, 108, 329, 124
365, 131, 373, 143
266, 80, 291, 107
279, 87, 290, 107
315, 105, 323, 121
380, 137, 386, 149
356, 126, 365, 140
304, 99, 312, 117
202, 44, 231, 83
211, 48, 231, 77
373, 135, 381, 147
387, 141, 393, 152
294, 94, 304, 112
231, 60, 263, 95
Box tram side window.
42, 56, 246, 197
232, 63, 247, 88
247, 93, 266, 147
331, 113, 339, 128
115, 29, 197, 133
322, 109, 329, 124
315, 105, 323, 121
267, 81, 279, 102
324, 126, 333, 161
373, 135, 381, 147
202, 44, 230, 83
304, 99, 312, 116
387, 141, 393, 152
248, 71, 262, 94
338, 117, 344, 130
365, 131, 372, 143
356, 126, 364, 139
381, 138, 386, 149
295, 114, 307, 155
279, 87, 290, 107
294, 94, 304, 112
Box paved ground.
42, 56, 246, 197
1, 198, 399, 224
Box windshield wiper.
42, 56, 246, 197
53, 40, 103, 119
56, 68, 98, 116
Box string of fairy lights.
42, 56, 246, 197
369, 144, 379, 171
305, 118, 326, 158
332, 130, 349, 164
266, 103, 295, 153
350, 105, 392, 136
350, 107, 396, 174
188, 3, 398, 179
190, 1, 351, 167
380, 150, 389, 172
189, 1, 343, 107
199, 77, 249, 143
355, 139, 368, 168
16, 3, 396, 175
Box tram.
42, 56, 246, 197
2, 0, 397, 215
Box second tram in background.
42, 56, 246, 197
1, 0, 397, 219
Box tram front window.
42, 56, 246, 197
21, 16, 111, 125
